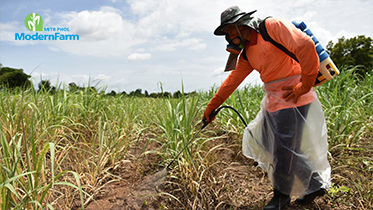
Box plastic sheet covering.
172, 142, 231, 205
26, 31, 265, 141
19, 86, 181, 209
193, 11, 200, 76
242, 75, 331, 196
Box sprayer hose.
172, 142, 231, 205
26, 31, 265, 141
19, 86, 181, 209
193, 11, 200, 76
213, 105, 248, 127
166, 105, 249, 170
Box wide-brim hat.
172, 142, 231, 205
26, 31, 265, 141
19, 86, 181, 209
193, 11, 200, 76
214, 6, 257, 36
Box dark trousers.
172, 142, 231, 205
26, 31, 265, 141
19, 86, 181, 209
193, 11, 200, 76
263, 104, 322, 194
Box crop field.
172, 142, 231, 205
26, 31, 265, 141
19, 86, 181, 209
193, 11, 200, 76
0, 67, 372, 210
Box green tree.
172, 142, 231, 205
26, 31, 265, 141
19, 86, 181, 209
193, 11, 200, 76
173, 90, 182, 98
120, 91, 127, 96
129, 89, 143, 97
107, 90, 117, 96
69, 82, 79, 92
326, 35, 373, 77
38, 79, 55, 93
38, 80, 51, 90
0, 66, 32, 89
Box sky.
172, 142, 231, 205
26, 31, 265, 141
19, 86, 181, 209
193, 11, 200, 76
0, 0, 372, 94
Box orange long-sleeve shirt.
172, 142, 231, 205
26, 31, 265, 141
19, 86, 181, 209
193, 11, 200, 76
211, 17, 319, 110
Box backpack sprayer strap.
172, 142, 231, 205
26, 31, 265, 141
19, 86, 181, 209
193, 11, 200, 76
259, 17, 300, 63
242, 17, 337, 86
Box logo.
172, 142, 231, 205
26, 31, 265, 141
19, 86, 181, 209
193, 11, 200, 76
16, 13, 79, 41
25, 13, 43, 31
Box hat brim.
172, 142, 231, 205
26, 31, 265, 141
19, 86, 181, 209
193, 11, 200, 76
214, 10, 257, 36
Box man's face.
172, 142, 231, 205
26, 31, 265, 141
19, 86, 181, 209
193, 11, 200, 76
222, 25, 251, 41
222, 25, 240, 40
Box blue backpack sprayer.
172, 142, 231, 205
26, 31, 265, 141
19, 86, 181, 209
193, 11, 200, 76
292, 20, 340, 86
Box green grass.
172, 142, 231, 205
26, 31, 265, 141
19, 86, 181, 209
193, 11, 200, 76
0, 67, 372, 209
316, 67, 373, 146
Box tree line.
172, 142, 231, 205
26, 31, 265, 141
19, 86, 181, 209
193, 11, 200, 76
39, 79, 197, 98
0, 69, 196, 98
1, 35, 372, 93
104, 88, 196, 98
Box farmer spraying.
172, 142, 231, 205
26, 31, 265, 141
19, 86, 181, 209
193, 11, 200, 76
203, 6, 331, 210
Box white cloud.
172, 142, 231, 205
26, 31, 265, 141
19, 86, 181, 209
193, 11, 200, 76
0, 22, 37, 46
129, 0, 159, 15
183, 38, 207, 50
151, 37, 206, 52
127, 52, 151, 62
176, 31, 191, 38
67, 7, 127, 41
211, 67, 225, 77
0, 3, 215, 57
44, 6, 141, 57
1, 0, 373, 93
31, 71, 114, 89
128, 0, 222, 37
96, 74, 112, 80
294, 0, 314, 7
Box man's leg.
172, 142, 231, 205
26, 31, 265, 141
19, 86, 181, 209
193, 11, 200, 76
263, 104, 310, 209
271, 104, 310, 193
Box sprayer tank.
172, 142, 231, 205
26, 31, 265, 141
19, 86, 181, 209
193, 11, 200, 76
292, 20, 339, 81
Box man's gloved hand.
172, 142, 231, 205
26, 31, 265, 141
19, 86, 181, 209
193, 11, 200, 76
203, 107, 216, 124
282, 74, 315, 103
203, 94, 224, 123
282, 82, 310, 103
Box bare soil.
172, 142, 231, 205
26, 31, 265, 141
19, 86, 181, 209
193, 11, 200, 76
81, 131, 372, 210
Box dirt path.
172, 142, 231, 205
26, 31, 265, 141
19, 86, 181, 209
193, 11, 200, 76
82, 132, 349, 210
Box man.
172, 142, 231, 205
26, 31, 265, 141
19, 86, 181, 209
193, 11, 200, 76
204, 6, 331, 210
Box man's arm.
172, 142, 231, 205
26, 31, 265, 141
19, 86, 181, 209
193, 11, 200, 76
203, 54, 253, 122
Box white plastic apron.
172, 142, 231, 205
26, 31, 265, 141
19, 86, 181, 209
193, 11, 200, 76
242, 75, 331, 196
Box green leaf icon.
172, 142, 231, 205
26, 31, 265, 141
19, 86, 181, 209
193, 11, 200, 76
25, 13, 43, 31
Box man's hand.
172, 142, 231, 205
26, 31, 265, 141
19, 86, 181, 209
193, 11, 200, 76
282, 73, 316, 103
282, 82, 311, 103
203, 94, 225, 124
203, 106, 216, 124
